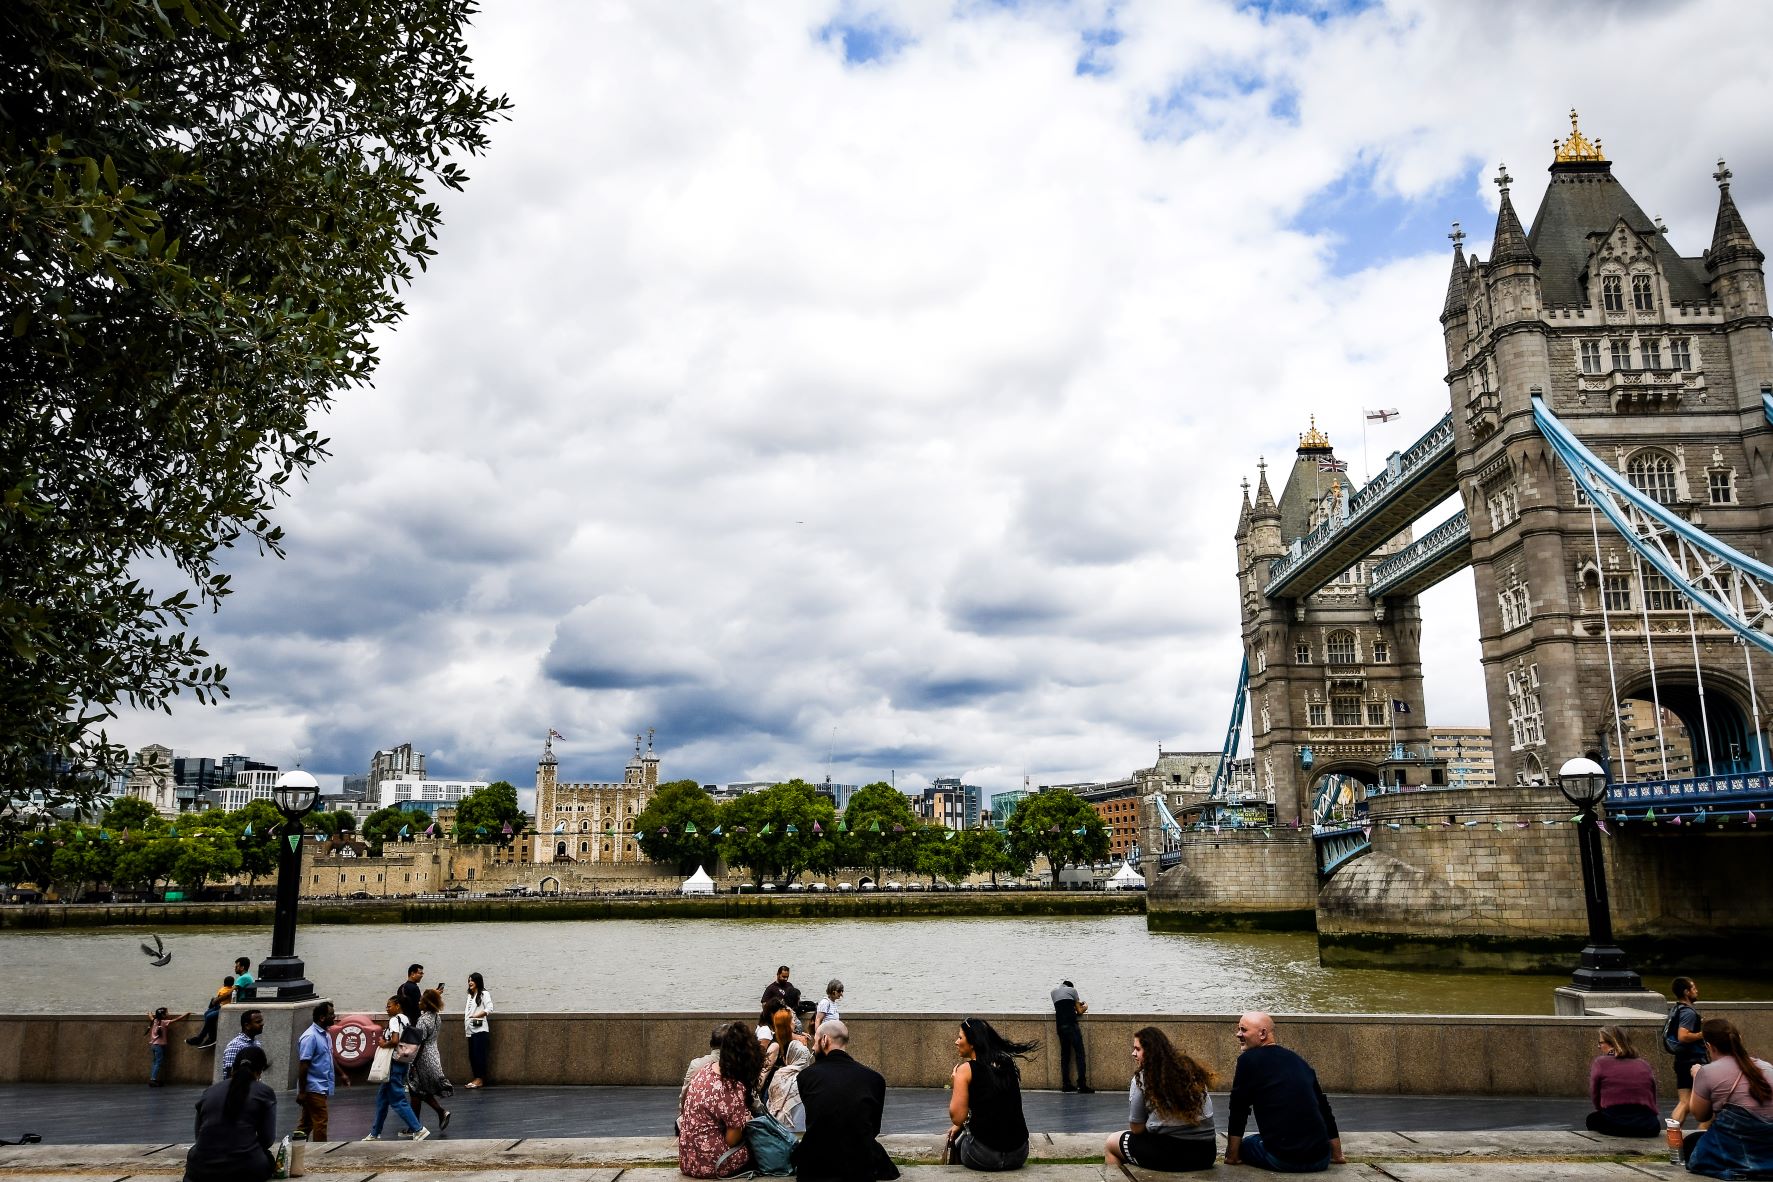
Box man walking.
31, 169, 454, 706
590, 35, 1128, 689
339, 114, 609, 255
1668, 977, 1707, 1130
398, 964, 425, 1022
794, 1019, 898, 1181
296, 1002, 337, 1142
220, 1009, 264, 1079
1224, 1012, 1344, 1172
1050, 979, 1093, 1093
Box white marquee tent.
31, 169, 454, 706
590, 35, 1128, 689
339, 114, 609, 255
1104, 862, 1146, 891
680, 865, 716, 895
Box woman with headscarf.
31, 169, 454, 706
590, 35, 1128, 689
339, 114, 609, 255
946, 1017, 1038, 1171
182, 1044, 276, 1181
757, 1006, 814, 1129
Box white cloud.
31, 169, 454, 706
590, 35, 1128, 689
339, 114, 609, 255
110, 0, 1773, 796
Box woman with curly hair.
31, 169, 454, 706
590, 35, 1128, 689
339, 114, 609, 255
1104, 1027, 1218, 1172
680, 1022, 764, 1178
407, 988, 453, 1132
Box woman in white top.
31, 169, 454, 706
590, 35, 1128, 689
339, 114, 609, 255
814, 979, 844, 1033
463, 972, 493, 1089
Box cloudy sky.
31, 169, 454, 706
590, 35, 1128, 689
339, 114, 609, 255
111, 0, 1773, 806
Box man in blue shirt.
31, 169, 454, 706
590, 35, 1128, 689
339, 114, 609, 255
297, 1001, 337, 1142
220, 1009, 264, 1078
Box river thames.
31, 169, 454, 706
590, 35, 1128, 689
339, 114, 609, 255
4, 914, 1767, 1015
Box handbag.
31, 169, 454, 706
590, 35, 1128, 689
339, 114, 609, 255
745, 1111, 798, 1176
367, 1045, 392, 1084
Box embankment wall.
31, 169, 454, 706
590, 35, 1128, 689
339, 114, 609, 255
15, 1006, 1766, 1096
1147, 831, 1317, 929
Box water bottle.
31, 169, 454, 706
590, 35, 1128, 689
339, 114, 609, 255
1667, 1119, 1683, 1165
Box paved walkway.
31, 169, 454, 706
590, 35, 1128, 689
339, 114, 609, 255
0, 1084, 1596, 1144
0, 1130, 1685, 1181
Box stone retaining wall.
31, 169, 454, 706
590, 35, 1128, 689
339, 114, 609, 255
8, 1005, 1767, 1095
1147, 831, 1318, 928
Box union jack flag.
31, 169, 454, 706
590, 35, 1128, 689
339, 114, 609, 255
1318, 457, 1348, 473
547, 727, 565, 741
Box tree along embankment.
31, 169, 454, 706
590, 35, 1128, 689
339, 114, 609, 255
0, 890, 1145, 930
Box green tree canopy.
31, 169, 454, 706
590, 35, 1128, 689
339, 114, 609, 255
453, 781, 527, 845
360, 806, 431, 856
1, 0, 510, 814
100, 796, 160, 832
634, 780, 722, 875
836, 782, 921, 879
960, 826, 1027, 885
216, 798, 283, 887
1006, 789, 1110, 888
717, 780, 838, 887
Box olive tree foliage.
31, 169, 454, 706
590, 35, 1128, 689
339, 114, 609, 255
0, 0, 510, 814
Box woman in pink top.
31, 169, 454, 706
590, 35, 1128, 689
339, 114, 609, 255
1685, 1019, 1773, 1178
1586, 1026, 1660, 1138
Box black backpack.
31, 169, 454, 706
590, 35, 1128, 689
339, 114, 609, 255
1663, 1004, 1692, 1055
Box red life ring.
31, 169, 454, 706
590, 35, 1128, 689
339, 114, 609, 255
329, 1016, 382, 1069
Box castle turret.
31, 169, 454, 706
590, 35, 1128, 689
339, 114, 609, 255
1707, 159, 1766, 320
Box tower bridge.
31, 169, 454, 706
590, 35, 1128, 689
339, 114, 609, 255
1145, 115, 1773, 971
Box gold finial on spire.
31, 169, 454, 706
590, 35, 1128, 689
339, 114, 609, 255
1553, 109, 1606, 164
1299, 414, 1331, 451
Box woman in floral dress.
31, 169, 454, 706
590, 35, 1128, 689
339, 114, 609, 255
407, 988, 453, 1132
679, 1023, 762, 1177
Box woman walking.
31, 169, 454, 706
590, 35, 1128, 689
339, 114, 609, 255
408, 988, 453, 1132
182, 1045, 276, 1182
1585, 1026, 1660, 1138
947, 1017, 1037, 1171
367, 995, 427, 1141
1104, 1027, 1218, 1171
464, 972, 492, 1089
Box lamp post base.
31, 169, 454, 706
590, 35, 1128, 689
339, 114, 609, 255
1567, 943, 1643, 993
252, 955, 316, 1002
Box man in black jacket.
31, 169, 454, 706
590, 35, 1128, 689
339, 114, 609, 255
793, 1020, 898, 1182
1224, 1011, 1345, 1172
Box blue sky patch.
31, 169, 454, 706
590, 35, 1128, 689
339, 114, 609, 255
1238, 0, 1379, 25
1294, 159, 1483, 277
816, 12, 912, 65
1075, 25, 1122, 77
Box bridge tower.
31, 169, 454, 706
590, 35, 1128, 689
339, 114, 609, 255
1317, 115, 1773, 970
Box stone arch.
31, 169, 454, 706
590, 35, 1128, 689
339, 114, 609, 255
554, 840, 567, 858
1309, 763, 1379, 828
538, 875, 562, 896
1611, 668, 1760, 778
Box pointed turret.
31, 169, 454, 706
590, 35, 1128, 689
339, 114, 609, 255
1441, 224, 1469, 322
1252, 460, 1278, 518
1235, 477, 1254, 541
1707, 159, 1764, 271
1488, 164, 1536, 268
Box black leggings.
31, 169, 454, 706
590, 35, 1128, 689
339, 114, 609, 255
1586, 1105, 1662, 1138
1121, 1131, 1218, 1171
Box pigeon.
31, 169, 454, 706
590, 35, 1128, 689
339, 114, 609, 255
140, 934, 171, 967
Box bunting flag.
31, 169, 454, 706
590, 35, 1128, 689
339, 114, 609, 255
501, 822, 514, 836
99, 830, 111, 841
554, 822, 565, 834
1596, 818, 1611, 835
1748, 811, 1759, 827
868, 821, 881, 833
811, 822, 822, 834
399, 824, 410, 837
1644, 808, 1657, 821
427, 823, 438, 836
683, 821, 698, 835
711, 825, 723, 837
1516, 821, 1531, 829
761, 823, 774, 836
658, 826, 668, 837
1669, 816, 1684, 826
944, 829, 956, 840
784, 824, 798, 836
735, 826, 749, 835
1462, 820, 1479, 828
1048, 825, 1061, 834
1072, 826, 1087, 836
891, 823, 905, 833
286, 835, 301, 853
476, 827, 487, 837
1387, 822, 1401, 831
1262, 827, 1273, 838
169, 827, 178, 837
243, 823, 253, 837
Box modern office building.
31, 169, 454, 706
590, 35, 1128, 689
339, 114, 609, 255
1428, 728, 1497, 789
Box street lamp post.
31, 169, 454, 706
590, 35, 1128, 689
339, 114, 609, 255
256, 770, 320, 1001
1556, 756, 1642, 992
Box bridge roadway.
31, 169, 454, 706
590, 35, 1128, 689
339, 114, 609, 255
1264, 412, 1460, 601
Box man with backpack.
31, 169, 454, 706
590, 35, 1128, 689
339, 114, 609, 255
1667, 977, 1707, 1131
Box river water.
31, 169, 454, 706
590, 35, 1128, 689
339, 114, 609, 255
2, 915, 1765, 1015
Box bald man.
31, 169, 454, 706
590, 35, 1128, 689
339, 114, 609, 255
1224, 1012, 1344, 1172
793, 1020, 896, 1181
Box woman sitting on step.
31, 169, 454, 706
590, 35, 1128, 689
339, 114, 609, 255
1585, 1025, 1661, 1138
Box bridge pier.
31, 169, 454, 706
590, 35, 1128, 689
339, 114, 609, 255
1146, 828, 1317, 931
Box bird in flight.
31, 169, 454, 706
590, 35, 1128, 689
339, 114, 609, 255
140, 934, 171, 967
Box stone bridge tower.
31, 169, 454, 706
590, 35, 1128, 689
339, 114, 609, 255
1318, 116, 1773, 970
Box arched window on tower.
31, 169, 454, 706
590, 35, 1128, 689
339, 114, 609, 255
1325, 630, 1357, 665
1602, 274, 1624, 313
1626, 451, 1678, 505
1632, 274, 1654, 313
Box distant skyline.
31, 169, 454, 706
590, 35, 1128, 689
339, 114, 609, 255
107, 0, 1773, 800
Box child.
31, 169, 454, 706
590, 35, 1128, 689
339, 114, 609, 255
185, 976, 234, 1049
147, 1006, 189, 1086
